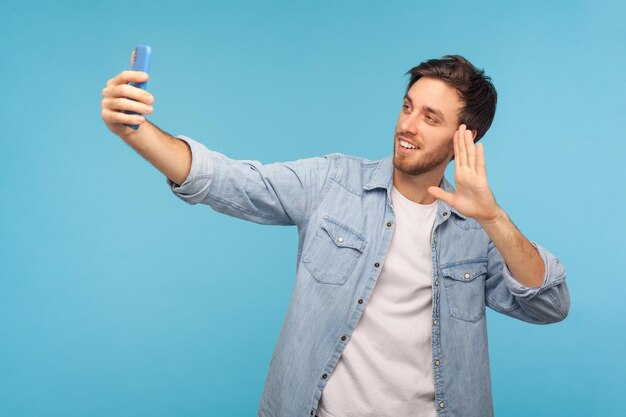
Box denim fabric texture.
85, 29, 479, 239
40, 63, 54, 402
167, 135, 570, 417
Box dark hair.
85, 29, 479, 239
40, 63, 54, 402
405, 55, 497, 142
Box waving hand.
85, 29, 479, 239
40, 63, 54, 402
428, 124, 500, 224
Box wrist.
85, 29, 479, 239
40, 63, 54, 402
120, 120, 152, 147
478, 206, 508, 229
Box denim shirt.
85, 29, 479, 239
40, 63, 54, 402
167, 135, 570, 417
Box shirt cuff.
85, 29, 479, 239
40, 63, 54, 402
165, 134, 215, 205
502, 241, 552, 300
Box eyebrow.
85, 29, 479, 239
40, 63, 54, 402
403, 94, 446, 122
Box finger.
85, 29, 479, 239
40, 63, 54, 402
102, 97, 153, 115
476, 143, 487, 177
107, 70, 149, 87
457, 124, 468, 168
130, 49, 135, 68
106, 83, 154, 104
428, 186, 454, 205
101, 108, 145, 125
465, 128, 476, 171
453, 129, 460, 167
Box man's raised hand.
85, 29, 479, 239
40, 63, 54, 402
428, 124, 502, 224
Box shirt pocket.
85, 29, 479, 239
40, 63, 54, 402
302, 215, 367, 285
441, 260, 487, 323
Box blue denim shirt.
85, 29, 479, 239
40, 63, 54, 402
167, 135, 570, 417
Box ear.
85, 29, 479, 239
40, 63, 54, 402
470, 129, 478, 142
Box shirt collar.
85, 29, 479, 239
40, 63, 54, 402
362, 155, 468, 220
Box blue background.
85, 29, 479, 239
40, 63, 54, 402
1, 0, 624, 416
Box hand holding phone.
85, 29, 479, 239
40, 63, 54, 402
123, 45, 152, 130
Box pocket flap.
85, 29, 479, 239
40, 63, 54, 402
320, 215, 367, 252
441, 261, 487, 283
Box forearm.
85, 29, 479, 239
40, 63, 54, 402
479, 208, 545, 288
121, 120, 192, 186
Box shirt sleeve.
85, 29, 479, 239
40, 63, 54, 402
485, 240, 570, 324
165, 134, 334, 227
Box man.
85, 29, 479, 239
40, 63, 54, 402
101, 54, 570, 417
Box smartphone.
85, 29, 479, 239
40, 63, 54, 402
124, 44, 152, 130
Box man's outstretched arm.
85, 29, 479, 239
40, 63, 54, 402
100, 68, 332, 227
101, 69, 192, 186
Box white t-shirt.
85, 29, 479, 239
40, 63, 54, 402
317, 185, 438, 417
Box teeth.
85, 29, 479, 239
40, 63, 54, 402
399, 139, 416, 149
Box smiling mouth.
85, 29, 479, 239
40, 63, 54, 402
397, 136, 420, 150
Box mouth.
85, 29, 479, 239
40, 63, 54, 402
397, 136, 420, 152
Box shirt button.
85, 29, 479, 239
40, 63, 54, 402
386, 221, 392, 227
435, 359, 441, 366
337, 237, 344, 243
374, 262, 380, 268
433, 319, 438, 326
322, 373, 328, 379
434, 280, 439, 286
439, 402, 445, 409
310, 411, 314, 415
443, 212, 449, 217
358, 299, 363, 304
341, 335, 347, 341
464, 273, 471, 280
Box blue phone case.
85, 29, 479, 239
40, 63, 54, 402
124, 45, 152, 130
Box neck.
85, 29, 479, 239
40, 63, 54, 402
392, 166, 446, 205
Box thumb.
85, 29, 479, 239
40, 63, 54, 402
428, 186, 454, 205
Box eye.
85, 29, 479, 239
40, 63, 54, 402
402, 103, 410, 111
425, 115, 437, 123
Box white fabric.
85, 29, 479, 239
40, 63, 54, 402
317, 185, 438, 417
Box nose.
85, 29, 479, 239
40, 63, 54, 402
399, 112, 419, 136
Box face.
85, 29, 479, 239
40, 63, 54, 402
393, 77, 464, 176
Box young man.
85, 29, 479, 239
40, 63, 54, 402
101, 55, 570, 417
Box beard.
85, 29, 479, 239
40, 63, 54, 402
392, 133, 452, 176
